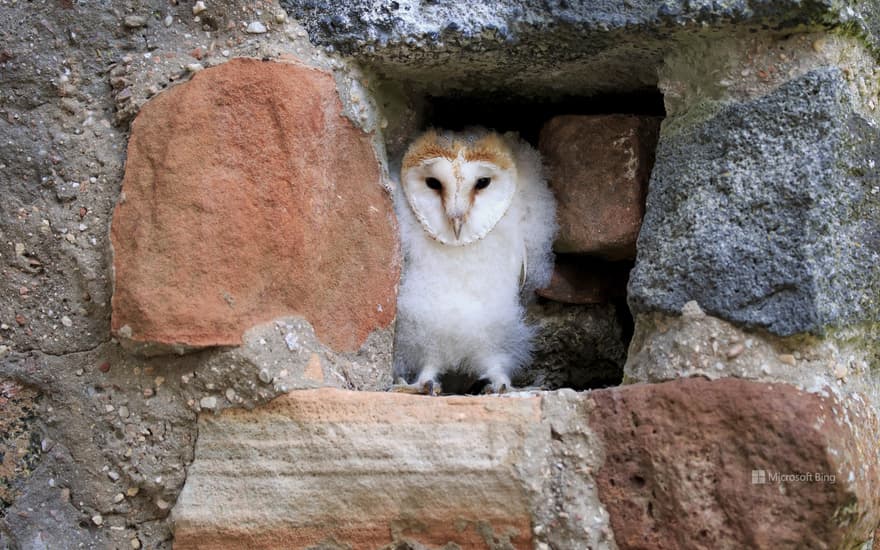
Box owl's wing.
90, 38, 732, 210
508, 135, 558, 298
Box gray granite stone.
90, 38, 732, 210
280, 0, 880, 97
629, 68, 880, 336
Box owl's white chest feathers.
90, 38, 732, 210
399, 207, 524, 322
394, 189, 529, 366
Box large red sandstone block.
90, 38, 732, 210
539, 115, 660, 260
110, 58, 398, 353
589, 378, 880, 550
172, 381, 879, 549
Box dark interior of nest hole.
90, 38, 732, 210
421, 89, 665, 393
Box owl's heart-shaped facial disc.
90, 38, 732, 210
401, 131, 517, 246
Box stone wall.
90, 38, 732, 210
1, 0, 879, 549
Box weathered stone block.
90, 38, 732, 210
173, 380, 879, 549
173, 389, 541, 549
536, 255, 631, 304
280, 0, 880, 98
629, 69, 880, 336
110, 58, 399, 354
539, 115, 659, 260
589, 377, 880, 550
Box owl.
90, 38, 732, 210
392, 128, 558, 395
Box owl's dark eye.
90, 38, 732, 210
475, 177, 491, 190
425, 177, 443, 191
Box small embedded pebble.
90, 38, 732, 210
812, 38, 826, 52
155, 498, 170, 510
284, 333, 298, 351
833, 364, 848, 379
61, 315, 73, 327
778, 353, 796, 366
143, 387, 154, 398
113, 493, 125, 503
225, 388, 236, 402
99, 362, 111, 373
726, 344, 744, 359
76, 368, 84, 376
124, 15, 147, 28
92, 514, 103, 526
107, 470, 120, 481
246, 21, 268, 34
186, 63, 204, 73
126, 487, 140, 497
200, 396, 218, 410
192, 1, 206, 15
258, 369, 272, 384
164, 15, 173, 27
118, 405, 130, 419
274, 9, 287, 23
131, 539, 142, 549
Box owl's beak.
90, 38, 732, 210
450, 217, 463, 240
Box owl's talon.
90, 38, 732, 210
389, 379, 442, 395
389, 382, 424, 394
423, 380, 442, 396
481, 381, 512, 394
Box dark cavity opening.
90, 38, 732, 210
422, 90, 665, 146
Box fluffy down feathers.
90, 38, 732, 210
393, 128, 557, 393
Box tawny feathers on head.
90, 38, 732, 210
401, 130, 515, 172
392, 128, 558, 394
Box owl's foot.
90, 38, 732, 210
390, 378, 442, 396
481, 380, 511, 394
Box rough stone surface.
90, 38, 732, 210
0, 2, 385, 546
175, 381, 880, 549
0, 381, 40, 510
589, 377, 880, 550
110, 57, 398, 354
521, 301, 628, 391
625, 305, 880, 407
280, 0, 880, 98
629, 68, 880, 336
539, 115, 659, 260
537, 256, 631, 305
173, 388, 541, 549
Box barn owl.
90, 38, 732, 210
392, 128, 557, 395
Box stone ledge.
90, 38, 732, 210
172, 379, 879, 549
280, 0, 880, 97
